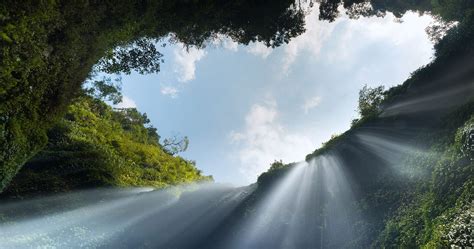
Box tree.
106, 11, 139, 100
315, 0, 473, 23
318, 0, 343, 22
425, 16, 458, 44
316, 0, 432, 22
1, 96, 209, 196
269, 160, 286, 171
85, 76, 123, 104
358, 85, 385, 119
0, 0, 307, 191
1, 0, 473, 193
97, 38, 164, 75
162, 136, 189, 155
146, 127, 161, 146
114, 108, 150, 130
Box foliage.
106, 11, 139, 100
268, 160, 286, 171
376, 115, 474, 248
316, 0, 473, 22
296, 101, 473, 248
257, 161, 297, 189
460, 122, 474, 161
0, 0, 306, 192
305, 133, 345, 160
274, 3, 474, 247
358, 85, 385, 119
425, 15, 458, 44
85, 76, 123, 104
162, 135, 189, 156
0, 1, 473, 246
2, 96, 211, 197
1, 0, 471, 194
306, 1, 474, 162
97, 38, 164, 75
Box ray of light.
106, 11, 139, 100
0, 183, 253, 249
381, 82, 474, 117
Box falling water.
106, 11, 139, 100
221, 157, 358, 249
0, 184, 253, 248
0, 124, 463, 248
0, 157, 362, 249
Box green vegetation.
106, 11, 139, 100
318, 0, 473, 23
257, 160, 297, 188
356, 85, 385, 121
307, 0, 474, 159
375, 112, 473, 248
0, 0, 473, 247
276, 79, 473, 248
3, 95, 211, 197
0, 0, 306, 192
262, 1, 474, 248
306, 85, 385, 159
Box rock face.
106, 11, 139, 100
446, 201, 474, 248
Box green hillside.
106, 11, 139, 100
253, 6, 474, 246
0, 0, 305, 192
3, 96, 211, 197
1, 1, 473, 248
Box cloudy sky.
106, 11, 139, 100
116, 9, 435, 186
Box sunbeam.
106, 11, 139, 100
381, 82, 474, 118
0, 184, 254, 248
1, 1, 473, 248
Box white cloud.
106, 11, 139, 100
173, 45, 206, 82
115, 96, 137, 108
280, 8, 337, 73
212, 34, 239, 52
229, 99, 314, 183
160, 86, 179, 98
276, 7, 434, 74
302, 96, 322, 113
246, 42, 273, 59
324, 11, 433, 65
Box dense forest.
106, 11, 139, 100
3, 95, 211, 197
1, 0, 474, 248
0, 0, 306, 192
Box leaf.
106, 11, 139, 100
0, 32, 13, 43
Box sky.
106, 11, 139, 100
115, 9, 435, 186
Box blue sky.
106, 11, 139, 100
115, 10, 435, 186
